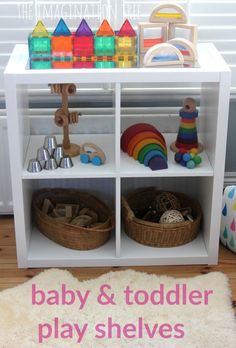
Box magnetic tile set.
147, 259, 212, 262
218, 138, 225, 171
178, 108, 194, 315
28, 2, 198, 69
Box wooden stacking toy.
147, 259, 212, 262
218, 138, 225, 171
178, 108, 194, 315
171, 98, 203, 154
50, 83, 81, 157
121, 123, 168, 170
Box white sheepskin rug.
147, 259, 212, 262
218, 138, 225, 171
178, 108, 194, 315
0, 269, 236, 348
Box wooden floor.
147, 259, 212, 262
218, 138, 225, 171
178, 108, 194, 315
1, 216, 236, 312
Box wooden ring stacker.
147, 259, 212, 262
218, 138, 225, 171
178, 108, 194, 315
171, 97, 203, 154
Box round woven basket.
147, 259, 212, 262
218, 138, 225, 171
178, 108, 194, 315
122, 187, 202, 248
32, 188, 113, 250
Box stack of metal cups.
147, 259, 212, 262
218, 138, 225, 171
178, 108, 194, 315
27, 135, 74, 173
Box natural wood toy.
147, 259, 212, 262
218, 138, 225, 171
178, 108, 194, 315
175, 148, 202, 169
168, 23, 198, 48
80, 143, 106, 166
171, 97, 203, 154
143, 43, 184, 67
139, 22, 168, 54
49, 83, 81, 157
121, 123, 168, 171
154, 192, 181, 214
149, 3, 187, 24
160, 209, 185, 224
168, 38, 197, 63
121, 123, 165, 152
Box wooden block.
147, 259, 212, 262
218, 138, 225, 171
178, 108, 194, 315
121, 123, 165, 152
41, 199, 54, 215
143, 43, 184, 67
138, 22, 168, 54
70, 215, 93, 227
56, 204, 80, 218
168, 38, 198, 63
168, 24, 198, 48
79, 208, 98, 223
52, 217, 71, 223
149, 3, 187, 24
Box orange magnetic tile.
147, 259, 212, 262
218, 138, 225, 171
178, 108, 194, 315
52, 61, 73, 69
96, 20, 115, 36
52, 36, 73, 52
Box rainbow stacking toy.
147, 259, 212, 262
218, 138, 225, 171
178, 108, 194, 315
121, 123, 168, 171
28, 18, 137, 69
171, 98, 203, 153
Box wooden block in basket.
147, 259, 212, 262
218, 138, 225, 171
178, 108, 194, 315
32, 188, 114, 250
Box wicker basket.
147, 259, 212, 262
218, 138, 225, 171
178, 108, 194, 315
122, 187, 202, 248
32, 188, 113, 250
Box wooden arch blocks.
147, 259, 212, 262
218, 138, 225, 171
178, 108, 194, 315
139, 2, 198, 66
121, 123, 168, 171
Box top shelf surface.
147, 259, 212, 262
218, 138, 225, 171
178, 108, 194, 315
4, 44, 230, 84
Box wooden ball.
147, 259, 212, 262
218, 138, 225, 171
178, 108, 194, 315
155, 192, 181, 214
160, 210, 185, 224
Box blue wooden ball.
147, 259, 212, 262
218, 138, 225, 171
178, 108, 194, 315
183, 153, 191, 162
187, 160, 196, 169
175, 153, 182, 163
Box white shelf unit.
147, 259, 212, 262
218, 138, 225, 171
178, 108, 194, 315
4, 43, 231, 268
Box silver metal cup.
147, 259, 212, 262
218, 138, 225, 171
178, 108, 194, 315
44, 158, 58, 171
60, 156, 74, 169
36, 147, 50, 168
27, 159, 42, 173
43, 135, 57, 157
53, 146, 64, 166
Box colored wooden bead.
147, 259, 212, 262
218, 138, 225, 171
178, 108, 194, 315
183, 153, 191, 162
186, 160, 196, 169
175, 152, 182, 163
193, 155, 202, 165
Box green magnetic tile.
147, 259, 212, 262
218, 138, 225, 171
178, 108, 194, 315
53, 57, 73, 62
95, 61, 116, 68
29, 36, 51, 53
30, 53, 51, 59
30, 60, 52, 69
94, 36, 115, 56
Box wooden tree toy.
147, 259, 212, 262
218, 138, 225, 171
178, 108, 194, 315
50, 83, 81, 157
171, 97, 203, 154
